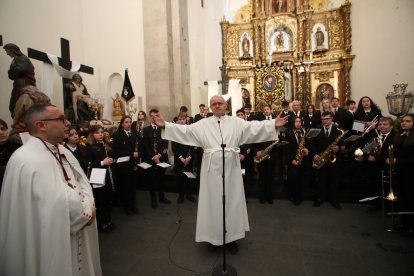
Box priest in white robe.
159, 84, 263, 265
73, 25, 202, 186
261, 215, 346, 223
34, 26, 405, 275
0, 104, 102, 276
154, 95, 288, 252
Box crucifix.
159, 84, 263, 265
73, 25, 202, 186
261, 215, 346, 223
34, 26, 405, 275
27, 37, 94, 110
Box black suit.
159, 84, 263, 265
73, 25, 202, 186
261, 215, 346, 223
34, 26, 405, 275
285, 128, 309, 203
310, 125, 343, 204
303, 111, 322, 130
252, 114, 277, 203
172, 141, 194, 198
112, 130, 138, 213
64, 144, 87, 173
141, 125, 169, 205
194, 113, 205, 123
332, 107, 351, 130
84, 142, 114, 230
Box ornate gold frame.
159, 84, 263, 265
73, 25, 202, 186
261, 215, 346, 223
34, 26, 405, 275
220, 0, 355, 112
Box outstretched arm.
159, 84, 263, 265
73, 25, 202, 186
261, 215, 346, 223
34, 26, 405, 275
275, 112, 289, 128
153, 112, 166, 128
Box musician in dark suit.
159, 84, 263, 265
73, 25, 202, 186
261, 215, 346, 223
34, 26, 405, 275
64, 126, 87, 173
303, 104, 322, 130
112, 115, 139, 215
280, 101, 294, 129
173, 106, 194, 124
310, 111, 344, 210
392, 114, 414, 232
358, 117, 394, 203
252, 105, 277, 204
236, 109, 254, 194
171, 115, 197, 204
84, 125, 116, 233
194, 104, 206, 122
285, 117, 309, 205
354, 96, 382, 131
131, 110, 148, 143
244, 103, 257, 121
142, 109, 171, 208
331, 97, 352, 130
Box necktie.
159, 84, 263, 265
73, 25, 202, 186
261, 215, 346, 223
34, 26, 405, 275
295, 132, 300, 144
127, 131, 131, 137
153, 125, 157, 131
267, 116, 270, 120
325, 127, 329, 137
381, 134, 386, 143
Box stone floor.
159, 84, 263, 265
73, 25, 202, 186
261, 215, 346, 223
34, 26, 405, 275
99, 192, 414, 276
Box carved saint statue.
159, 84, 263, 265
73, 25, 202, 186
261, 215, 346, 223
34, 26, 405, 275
112, 92, 125, 121
315, 27, 325, 50
275, 32, 285, 51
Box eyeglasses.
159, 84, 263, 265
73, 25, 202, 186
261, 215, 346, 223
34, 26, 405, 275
321, 117, 332, 120
40, 116, 66, 123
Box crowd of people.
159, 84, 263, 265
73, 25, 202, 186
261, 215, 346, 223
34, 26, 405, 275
1, 72, 413, 274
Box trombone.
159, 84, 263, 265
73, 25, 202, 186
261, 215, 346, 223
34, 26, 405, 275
381, 144, 397, 231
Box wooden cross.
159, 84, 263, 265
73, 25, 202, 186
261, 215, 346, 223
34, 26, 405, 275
27, 37, 94, 109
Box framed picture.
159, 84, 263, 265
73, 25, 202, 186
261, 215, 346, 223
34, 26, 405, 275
263, 74, 277, 91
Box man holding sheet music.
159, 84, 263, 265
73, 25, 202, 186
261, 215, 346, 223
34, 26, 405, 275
0, 104, 102, 276
141, 108, 171, 208
152, 95, 288, 254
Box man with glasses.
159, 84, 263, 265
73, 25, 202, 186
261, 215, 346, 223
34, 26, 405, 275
310, 111, 344, 210
152, 95, 288, 254
0, 104, 102, 276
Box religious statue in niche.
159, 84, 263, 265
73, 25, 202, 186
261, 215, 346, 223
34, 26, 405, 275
312, 24, 328, 52
272, 0, 287, 13
112, 92, 125, 121
316, 83, 334, 107
64, 73, 94, 125
263, 74, 277, 91
239, 33, 252, 59
270, 27, 291, 53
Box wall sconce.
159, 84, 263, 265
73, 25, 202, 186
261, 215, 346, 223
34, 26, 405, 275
386, 84, 413, 116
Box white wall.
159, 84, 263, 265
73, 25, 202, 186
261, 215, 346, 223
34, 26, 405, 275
350, 0, 414, 115
0, 0, 146, 123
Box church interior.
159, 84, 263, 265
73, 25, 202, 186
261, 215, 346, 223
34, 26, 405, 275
1, 0, 414, 275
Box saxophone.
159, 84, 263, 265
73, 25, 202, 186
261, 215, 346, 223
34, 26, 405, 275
254, 140, 279, 164
295, 128, 307, 165
312, 128, 346, 169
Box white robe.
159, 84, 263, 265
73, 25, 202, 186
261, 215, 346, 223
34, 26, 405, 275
0, 136, 102, 276
162, 115, 279, 245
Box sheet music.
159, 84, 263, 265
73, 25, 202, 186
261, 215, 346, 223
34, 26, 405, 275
306, 128, 321, 138
362, 140, 379, 153
352, 120, 366, 132
344, 135, 362, 143
116, 156, 130, 163
358, 196, 380, 202
137, 162, 152, 169
183, 172, 197, 179
90, 168, 107, 188
241, 169, 245, 175
157, 162, 171, 168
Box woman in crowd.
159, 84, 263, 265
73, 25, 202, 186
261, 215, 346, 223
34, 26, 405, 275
64, 126, 87, 173
132, 110, 149, 142
392, 114, 414, 233
112, 115, 139, 215
353, 96, 382, 127
0, 119, 21, 188
85, 125, 116, 233
303, 104, 321, 130
64, 73, 94, 124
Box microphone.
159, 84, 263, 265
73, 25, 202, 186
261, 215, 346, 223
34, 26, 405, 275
218, 120, 226, 148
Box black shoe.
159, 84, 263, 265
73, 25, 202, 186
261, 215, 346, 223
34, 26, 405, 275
267, 199, 274, 204
313, 199, 323, 207
186, 195, 197, 202
260, 199, 265, 204
293, 199, 302, 206
151, 201, 158, 209
159, 197, 171, 204
330, 201, 342, 210
131, 207, 139, 214
177, 195, 184, 204
227, 241, 239, 255
107, 222, 117, 230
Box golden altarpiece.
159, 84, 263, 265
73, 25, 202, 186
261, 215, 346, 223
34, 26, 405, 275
220, 0, 355, 112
